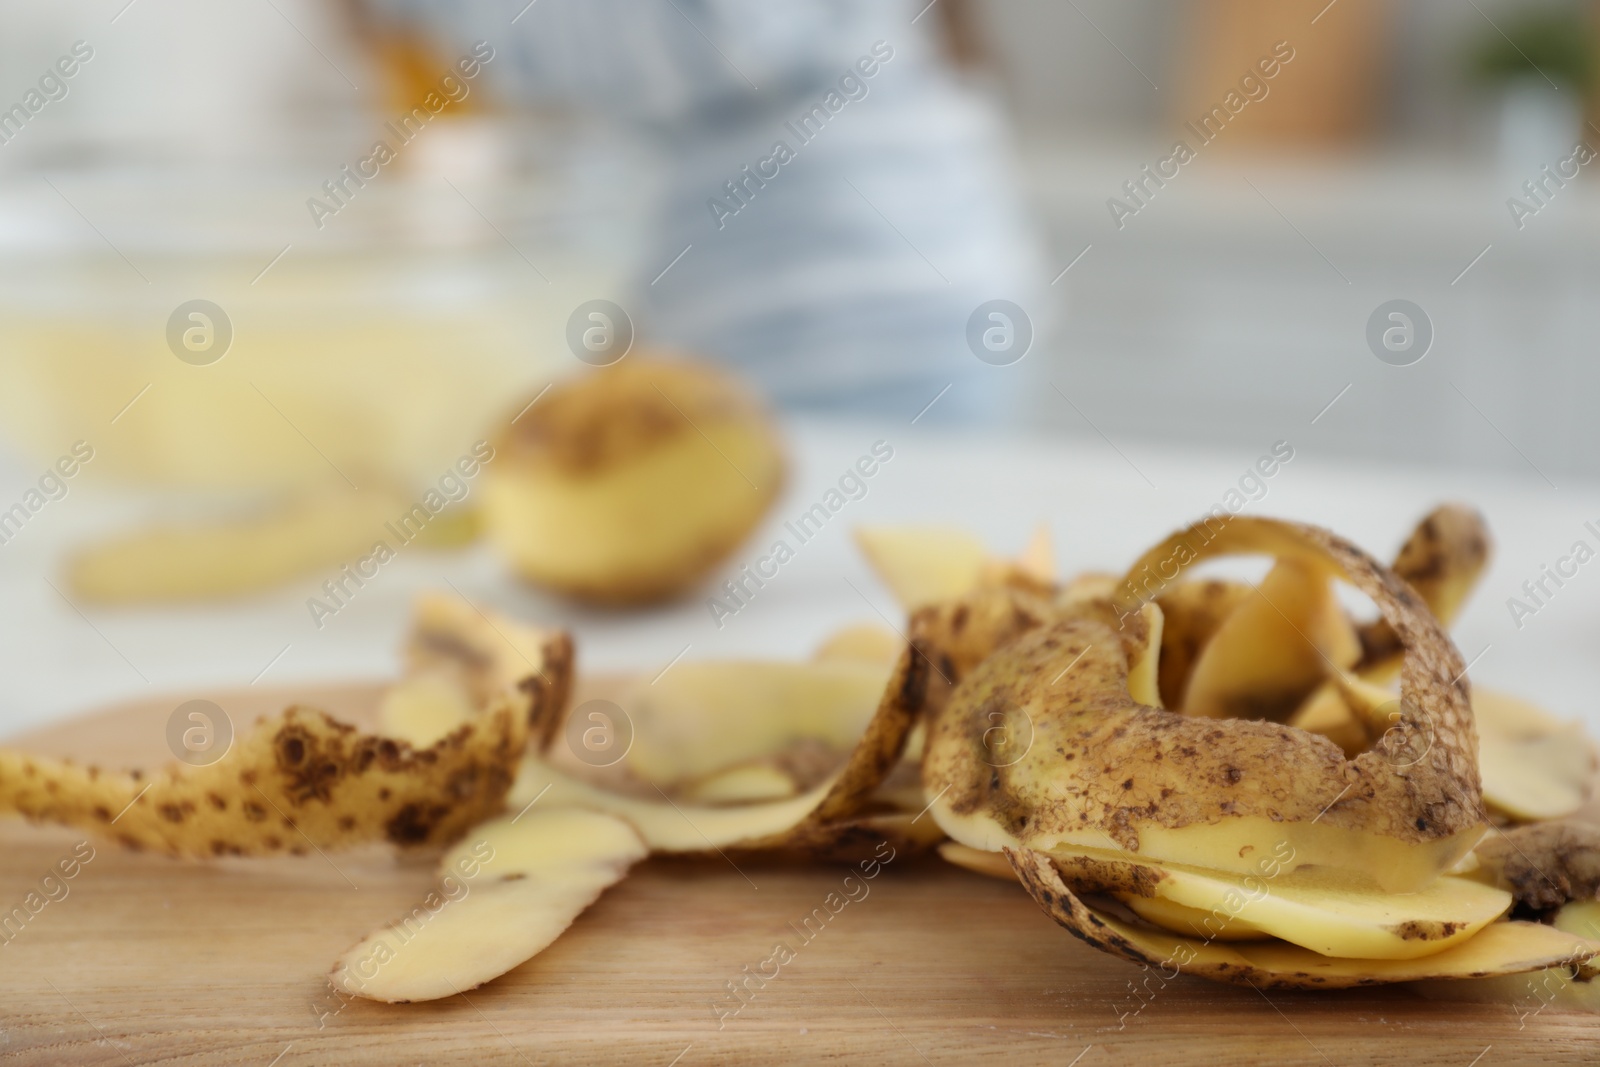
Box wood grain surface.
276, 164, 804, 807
0, 682, 1596, 1067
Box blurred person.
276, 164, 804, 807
342, 0, 1044, 422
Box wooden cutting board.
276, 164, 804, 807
1, 683, 1596, 1066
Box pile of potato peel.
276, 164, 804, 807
4, 505, 1600, 1007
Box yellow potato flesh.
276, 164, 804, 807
1416, 900, 1600, 1011
331, 808, 646, 1003
483, 421, 781, 603
1130, 818, 1482, 897
1474, 687, 1569, 735
510, 759, 838, 852
1474, 688, 1593, 822
1012, 850, 1600, 990
379, 671, 478, 747
1050, 842, 1511, 960
1556, 900, 1600, 942
938, 841, 1019, 881
1120, 894, 1272, 942
1182, 560, 1361, 720
683, 763, 798, 803
1287, 683, 1369, 757
1220, 918, 1596, 985
1480, 728, 1594, 822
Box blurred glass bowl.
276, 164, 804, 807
0, 164, 631, 491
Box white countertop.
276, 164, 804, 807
1, 418, 1596, 739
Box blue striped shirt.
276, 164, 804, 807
374, 0, 1044, 421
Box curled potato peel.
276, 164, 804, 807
926, 516, 1488, 895
0, 596, 570, 857
1176, 559, 1361, 721
1009, 848, 1599, 990
1114, 517, 1485, 844
1354, 503, 1491, 678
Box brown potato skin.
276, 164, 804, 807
1475, 822, 1600, 912
1111, 517, 1486, 849
1357, 503, 1492, 671
922, 517, 1487, 880
0, 598, 570, 857
1008, 848, 1598, 990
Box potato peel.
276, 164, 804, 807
853, 526, 991, 610
1355, 504, 1491, 677
1472, 688, 1594, 823
939, 841, 1018, 880
331, 808, 646, 1003
405, 593, 575, 752
1152, 579, 1253, 710
67, 486, 410, 604
621, 659, 889, 787
1179, 560, 1361, 721
1009, 848, 1599, 990
1111, 516, 1488, 863
510, 639, 930, 860
1043, 843, 1511, 960
0, 597, 570, 857
1473, 822, 1600, 912
811, 623, 902, 667
0, 705, 530, 857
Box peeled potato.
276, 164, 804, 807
331, 808, 647, 1003
481, 356, 784, 604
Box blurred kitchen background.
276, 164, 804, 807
1, 0, 1597, 476
3, 0, 1600, 734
